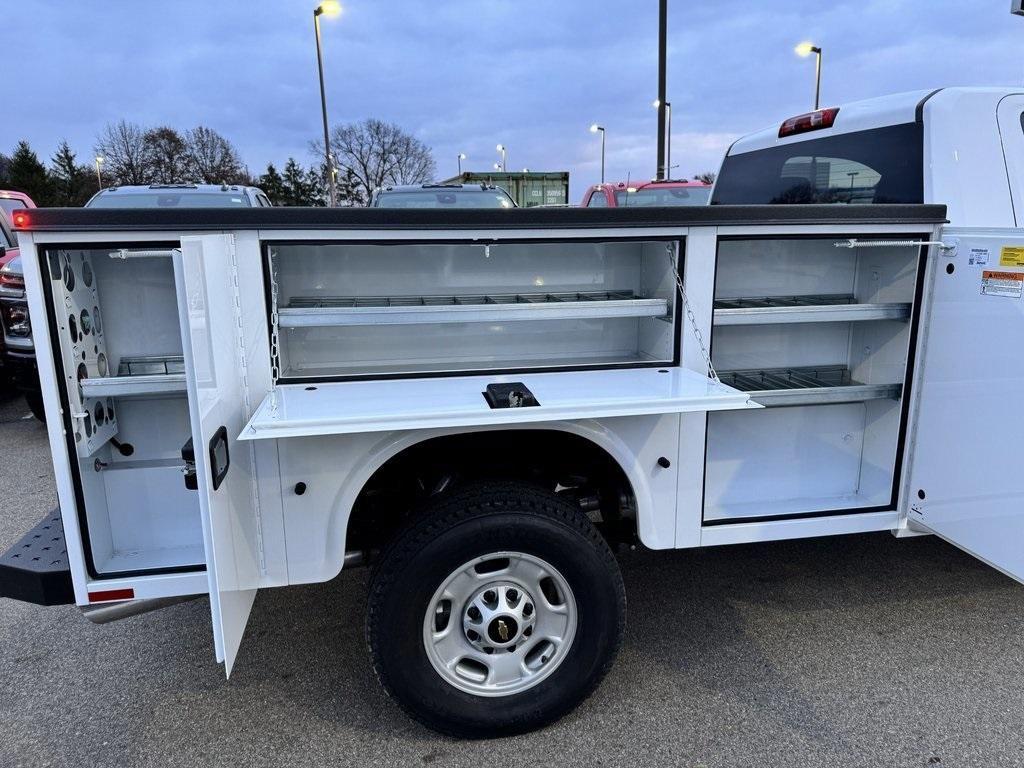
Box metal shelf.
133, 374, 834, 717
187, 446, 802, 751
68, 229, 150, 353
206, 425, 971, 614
80, 355, 186, 399
718, 365, 902, 407
278, 291, 670, 328
713, 294, 911, 325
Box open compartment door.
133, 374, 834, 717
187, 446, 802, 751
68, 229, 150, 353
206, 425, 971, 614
175, 234, 261, 676
907, 232, 1024, 582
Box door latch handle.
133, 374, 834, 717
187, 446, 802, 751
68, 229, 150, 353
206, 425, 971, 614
208, 426, 230, 491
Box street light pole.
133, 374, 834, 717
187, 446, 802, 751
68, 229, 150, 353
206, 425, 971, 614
458, 153, 466, 176
314, 1, 341, 207
795, 42, 823, 110
94, 156, 104, 188
589, 124, 606, 184
653, 100, 672, 179
656, 0, 667, 180
496, 144, 507, 172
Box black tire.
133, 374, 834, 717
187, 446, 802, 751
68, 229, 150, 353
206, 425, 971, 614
24, 390, 45, 423
367, 481, 626, 738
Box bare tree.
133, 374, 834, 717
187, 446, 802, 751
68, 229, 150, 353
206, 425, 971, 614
694, 171, 717, 185
94, 120, 152, 185
316, 119, 436, 205
143, 126, 188, 184
184, 126, 245, 184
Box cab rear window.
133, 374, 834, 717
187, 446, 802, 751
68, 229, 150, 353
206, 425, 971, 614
712, 123, 923, 205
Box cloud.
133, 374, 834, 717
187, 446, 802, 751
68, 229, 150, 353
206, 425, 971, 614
3, 1, 1021, 200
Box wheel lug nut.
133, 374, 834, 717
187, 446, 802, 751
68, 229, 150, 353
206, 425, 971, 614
467, 606, 481, 621
483, 590, 496, 603
506, 588, 518, 604
524, 626, 532, 637
523, 603, 533, 616
467, 629, 479, 641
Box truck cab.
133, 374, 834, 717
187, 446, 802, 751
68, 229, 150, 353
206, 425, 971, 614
712, 86, 1024, 227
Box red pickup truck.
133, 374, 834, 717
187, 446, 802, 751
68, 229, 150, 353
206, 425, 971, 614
580, 179, 711, 207
0, 190, 40, 419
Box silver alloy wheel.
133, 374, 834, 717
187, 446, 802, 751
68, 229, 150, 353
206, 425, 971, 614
423, 551, 577, 697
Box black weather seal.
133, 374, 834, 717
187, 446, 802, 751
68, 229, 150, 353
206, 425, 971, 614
915, 89, 943, 124
16, 204, 949, 233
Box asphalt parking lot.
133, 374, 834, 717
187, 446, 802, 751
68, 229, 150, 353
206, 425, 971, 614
1, 390, 1023, 768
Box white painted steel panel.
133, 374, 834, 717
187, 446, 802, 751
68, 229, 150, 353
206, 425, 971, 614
997, 94, 1024, 228
240, 367, 756, 441
907, 230, 1024, 582
175, 235, 261, 676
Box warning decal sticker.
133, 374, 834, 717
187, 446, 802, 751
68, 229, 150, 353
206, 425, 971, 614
1000, 247, 1024, 267
981, 270, 1024, 298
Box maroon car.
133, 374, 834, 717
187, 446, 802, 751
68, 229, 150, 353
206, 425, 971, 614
581, 179, 712, 207
0, 191, 40, 418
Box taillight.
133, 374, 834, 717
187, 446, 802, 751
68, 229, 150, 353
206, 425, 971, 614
11, 210, 29, 228
778, 107, 840, 138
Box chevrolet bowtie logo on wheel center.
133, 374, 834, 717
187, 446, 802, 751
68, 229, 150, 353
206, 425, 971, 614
488, 616, 518, 645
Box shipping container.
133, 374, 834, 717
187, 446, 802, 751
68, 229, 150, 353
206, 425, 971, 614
439, 171, 569, 208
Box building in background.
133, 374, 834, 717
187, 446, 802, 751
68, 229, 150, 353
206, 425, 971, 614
439, 171, 569, 207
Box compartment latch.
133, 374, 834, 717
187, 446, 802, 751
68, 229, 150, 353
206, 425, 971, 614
181, 437, 197, 491
483, 383, 540, 409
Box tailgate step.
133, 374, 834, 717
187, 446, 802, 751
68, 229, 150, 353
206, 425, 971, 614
0, 509, 74, 606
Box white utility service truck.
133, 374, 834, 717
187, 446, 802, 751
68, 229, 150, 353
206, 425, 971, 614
1, 86, 1022, 738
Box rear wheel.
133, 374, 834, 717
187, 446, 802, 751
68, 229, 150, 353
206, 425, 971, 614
367, 481, 625, 738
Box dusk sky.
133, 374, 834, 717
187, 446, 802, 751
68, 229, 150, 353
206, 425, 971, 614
5, 1, 1023, 200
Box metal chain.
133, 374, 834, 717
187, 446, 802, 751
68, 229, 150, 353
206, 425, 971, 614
668, 243, 720, 383
268, 250, 282, 394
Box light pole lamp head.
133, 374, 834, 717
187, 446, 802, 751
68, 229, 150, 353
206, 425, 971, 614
795, 42, 821, 57
493, 162, 502, 170
590, 124, 604, 134
458, 153, 467, 160
316, 1, 341, 17
95, 156, 104, 164
496, 144, 505, 153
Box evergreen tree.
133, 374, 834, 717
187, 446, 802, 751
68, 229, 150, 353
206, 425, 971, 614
257, 163, 287, 205
336, 167, 364, 207
281, 158, 315, 206
49, 141, 97, 206
7, 141, 54, 205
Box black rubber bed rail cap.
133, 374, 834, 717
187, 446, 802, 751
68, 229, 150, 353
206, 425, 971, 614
14, 203, 949, 232
0, 508, 75, 606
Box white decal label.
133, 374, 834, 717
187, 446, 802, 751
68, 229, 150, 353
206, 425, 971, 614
968, 247, 989, 266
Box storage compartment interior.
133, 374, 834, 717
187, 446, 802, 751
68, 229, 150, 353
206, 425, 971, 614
45, 247, 203, 575
269, 239, 680, 379
704, 237, 921, 521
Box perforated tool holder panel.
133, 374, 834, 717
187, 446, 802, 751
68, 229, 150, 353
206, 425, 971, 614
49, 250, 118, 456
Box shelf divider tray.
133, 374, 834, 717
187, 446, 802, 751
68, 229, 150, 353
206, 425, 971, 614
717, 365, 902, 407
80, 355, 187, 399
278, 291, 670, 328
713, 294, 910, 326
